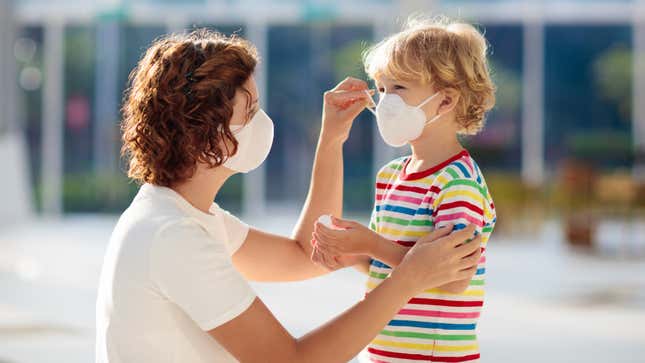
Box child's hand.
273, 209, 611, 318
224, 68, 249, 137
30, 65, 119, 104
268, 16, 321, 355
310, 242, 366, 271
312, 216, 384, 256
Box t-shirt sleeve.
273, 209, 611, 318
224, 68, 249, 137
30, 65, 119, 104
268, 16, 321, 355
151, 220, 256, 331
432, 177, 486, 234
214, 205, 250, 255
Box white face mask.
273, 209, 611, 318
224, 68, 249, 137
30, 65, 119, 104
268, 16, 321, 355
366, 91, 442, 147
223, 109, 274, 173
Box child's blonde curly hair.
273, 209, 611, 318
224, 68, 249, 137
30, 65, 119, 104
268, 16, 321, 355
363, 16, 496, 135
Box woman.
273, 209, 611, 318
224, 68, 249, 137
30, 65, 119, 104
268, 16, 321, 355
95, 29, 482, 363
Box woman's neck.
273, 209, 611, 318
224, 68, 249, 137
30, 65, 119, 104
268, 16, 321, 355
171, 165, 234, 214
407, 123, 464, 173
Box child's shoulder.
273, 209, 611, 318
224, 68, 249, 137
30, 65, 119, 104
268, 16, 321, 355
436, 151, 485, 184
436, 151, 493, 200
376, 156, 408, 176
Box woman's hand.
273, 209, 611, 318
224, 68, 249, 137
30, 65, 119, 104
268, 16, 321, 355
312, 216, 385, 256
391, 224, 483, 295
321, 77, 374, 144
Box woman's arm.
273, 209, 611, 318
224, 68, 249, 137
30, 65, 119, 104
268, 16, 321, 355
232, 77, 373, 281
210, 226, 482, 363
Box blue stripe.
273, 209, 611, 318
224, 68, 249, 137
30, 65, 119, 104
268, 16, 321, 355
375, 205, 432, 216
453, 223, 467, 231
454, 162, 471, 178
389, 320, 476, 330
376, 204, 416, 216
371, 259, 391, 269
476, 268, 485, 275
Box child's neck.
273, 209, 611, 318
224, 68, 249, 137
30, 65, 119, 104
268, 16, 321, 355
407, 129, 464, 174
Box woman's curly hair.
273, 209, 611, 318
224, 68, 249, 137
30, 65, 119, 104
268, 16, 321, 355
121, 29, 258, 186
363, 16, 496, 135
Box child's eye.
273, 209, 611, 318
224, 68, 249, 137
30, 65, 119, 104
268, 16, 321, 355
394, 84, 406, 90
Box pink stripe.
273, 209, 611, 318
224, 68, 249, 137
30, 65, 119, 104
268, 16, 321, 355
479, 256, 486, 264
463, 158, 474, 175
385, 193, 424, 205
398, 309, 481, 319
434, 212, 483, 226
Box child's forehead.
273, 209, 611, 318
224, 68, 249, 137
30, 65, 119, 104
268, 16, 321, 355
374, 74, 423, 86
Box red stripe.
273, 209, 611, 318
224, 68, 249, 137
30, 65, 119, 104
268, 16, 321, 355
368, 347, 480, 362
407, 298, 483, 307
400, 150, 470, 181
376, 182, 429, 195
436, 201, 484, 216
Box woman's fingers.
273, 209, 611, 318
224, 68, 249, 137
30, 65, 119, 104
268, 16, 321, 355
326, 89, 375, 106
418, 223, 455, 243
457, 248, 482, 270
332, 76, 369, 91
453, 234, 482, 259
447, 225, 478, 248
456, 265, 479, 280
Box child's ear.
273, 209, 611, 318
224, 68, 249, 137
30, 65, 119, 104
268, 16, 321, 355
438, 88, 460, 114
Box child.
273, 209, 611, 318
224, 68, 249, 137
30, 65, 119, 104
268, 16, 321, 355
312, 16, 497, 362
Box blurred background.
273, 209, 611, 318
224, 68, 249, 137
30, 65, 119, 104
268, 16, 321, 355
0, 0, 644, 362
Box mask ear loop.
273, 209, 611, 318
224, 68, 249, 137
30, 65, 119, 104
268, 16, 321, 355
416, 91, 441, 109
417, 91, 443, 125
364, 90, 377, 116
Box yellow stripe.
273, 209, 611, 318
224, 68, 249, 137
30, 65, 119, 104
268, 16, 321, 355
436, 190, 483, 206
379, 227, 428, 237
435, 174, 450, 185
371, 339, 478, 352
422, 288, 485, 297
377, 172, 396, 179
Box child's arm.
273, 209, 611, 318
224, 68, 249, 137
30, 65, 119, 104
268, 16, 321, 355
429, 176, 488, 293
313, 218, 473, 272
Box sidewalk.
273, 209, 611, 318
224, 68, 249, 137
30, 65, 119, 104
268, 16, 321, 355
0, 214, 644, 363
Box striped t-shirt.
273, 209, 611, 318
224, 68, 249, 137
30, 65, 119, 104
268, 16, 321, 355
361, 150, 496, 363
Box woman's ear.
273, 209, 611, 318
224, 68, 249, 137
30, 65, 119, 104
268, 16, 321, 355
437, 88, 460, 115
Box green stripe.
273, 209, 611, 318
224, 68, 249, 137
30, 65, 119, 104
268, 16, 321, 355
369, 271, 388, 279
380, 330, 476, 341
376, 216, 433, 227
446, 168, 460, 179
376, 216, 410, 226
443, 179, 488, 198
410, 219, 433, 226
469, 279, 485, 286
482, 226, 493, 233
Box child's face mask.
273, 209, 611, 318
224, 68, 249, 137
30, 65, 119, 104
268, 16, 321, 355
366, 91, 442, 147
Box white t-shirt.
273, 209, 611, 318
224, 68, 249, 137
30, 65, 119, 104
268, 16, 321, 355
96, 184, 255, 363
